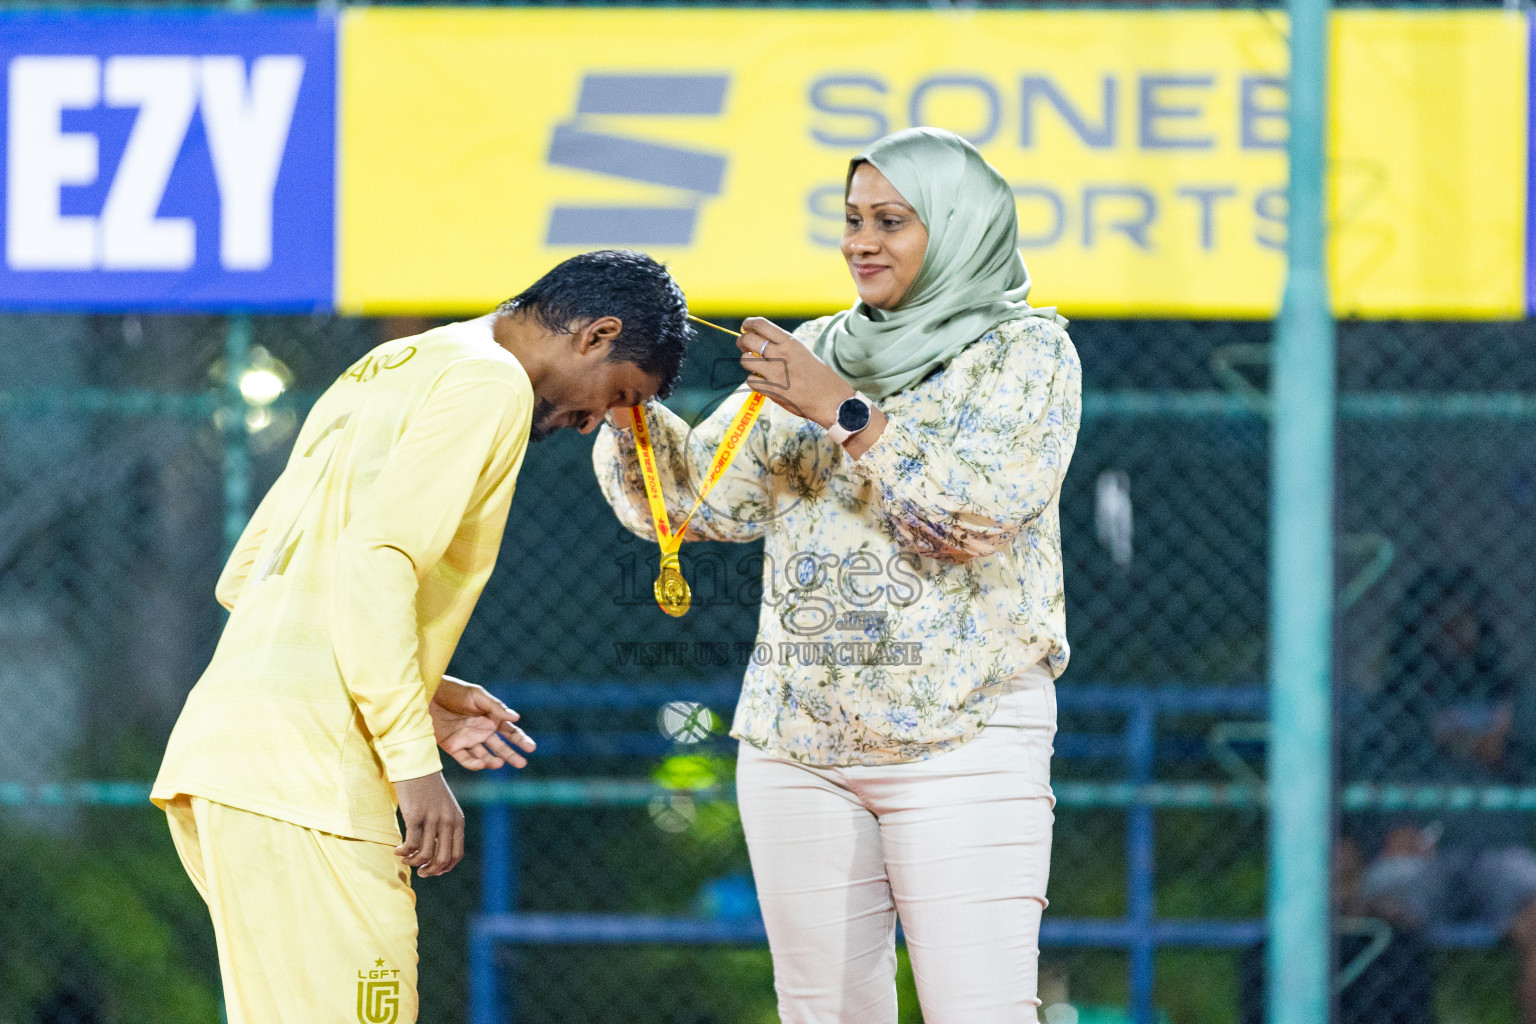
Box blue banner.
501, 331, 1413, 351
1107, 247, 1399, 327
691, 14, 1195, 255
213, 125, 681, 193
0, 10, 334, 311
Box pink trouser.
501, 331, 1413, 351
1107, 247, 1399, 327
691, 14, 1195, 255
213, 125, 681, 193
736, 663, 1057, 1024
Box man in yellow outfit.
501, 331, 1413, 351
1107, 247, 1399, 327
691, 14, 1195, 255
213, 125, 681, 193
152, 250, 690, 1023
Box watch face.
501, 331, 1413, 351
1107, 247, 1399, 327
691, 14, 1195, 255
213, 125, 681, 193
838, 397, 871, 433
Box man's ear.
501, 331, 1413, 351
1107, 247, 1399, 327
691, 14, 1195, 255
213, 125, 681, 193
576, 315, 624, 356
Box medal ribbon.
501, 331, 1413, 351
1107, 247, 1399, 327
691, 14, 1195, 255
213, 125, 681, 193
632, 391, 765, 556
628, 316, 767, 613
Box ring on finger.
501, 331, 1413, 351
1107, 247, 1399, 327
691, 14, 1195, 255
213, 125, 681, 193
756, 338, 770, 358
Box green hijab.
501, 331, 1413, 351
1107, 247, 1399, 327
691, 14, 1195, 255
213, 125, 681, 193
810, 127, 1067, 401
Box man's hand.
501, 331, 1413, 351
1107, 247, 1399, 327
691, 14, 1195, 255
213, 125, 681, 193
1381, 826, 1436, 859
431, 675, 536, 770
394, 771, 464, 878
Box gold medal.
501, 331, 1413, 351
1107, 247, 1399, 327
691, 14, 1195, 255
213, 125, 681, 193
654, 554, 691, 618
628, 315, 764, 618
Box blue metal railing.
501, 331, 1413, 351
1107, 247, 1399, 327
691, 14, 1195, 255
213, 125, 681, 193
469, 682, 1271, 1024
461, 682, 1524, 1023
0, 679, 1516, 1021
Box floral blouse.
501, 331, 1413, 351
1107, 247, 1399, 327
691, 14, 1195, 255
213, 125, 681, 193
592, 316, 1082, 766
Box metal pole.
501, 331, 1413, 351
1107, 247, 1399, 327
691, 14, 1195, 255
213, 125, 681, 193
473, 796, 513, 1024
222, 314, 253, 555
217, 14, 253, 1024
1127, 697, 1157, 1024
220, 0, 254, 554
1267, 0, 1336, 1017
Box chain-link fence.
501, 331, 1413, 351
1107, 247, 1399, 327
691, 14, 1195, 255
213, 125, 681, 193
5, 309, 1532, 1023
0, 0, 1529, 1016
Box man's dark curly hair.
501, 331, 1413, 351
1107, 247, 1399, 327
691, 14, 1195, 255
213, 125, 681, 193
497, 250, 689, 398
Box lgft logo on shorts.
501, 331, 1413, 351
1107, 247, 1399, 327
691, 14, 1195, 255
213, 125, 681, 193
356, 958, 401, 1024
545, 74, 729, 247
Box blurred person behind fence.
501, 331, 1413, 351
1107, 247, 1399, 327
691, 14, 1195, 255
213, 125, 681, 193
1341, 565, 1536, 1023
594, 127, 1081, 1023
152, 251, 688, 1023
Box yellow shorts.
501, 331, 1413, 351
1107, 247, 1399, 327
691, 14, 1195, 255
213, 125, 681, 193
164, 795, 419, 1024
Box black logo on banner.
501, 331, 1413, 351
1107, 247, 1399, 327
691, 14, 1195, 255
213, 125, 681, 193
546, 74, 729, 246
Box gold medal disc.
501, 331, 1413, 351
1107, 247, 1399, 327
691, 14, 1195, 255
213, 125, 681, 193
654, 557, 691, 618
628, 368, 762, 621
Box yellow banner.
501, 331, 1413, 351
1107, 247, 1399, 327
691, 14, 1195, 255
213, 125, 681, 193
338, 9, 1526, 319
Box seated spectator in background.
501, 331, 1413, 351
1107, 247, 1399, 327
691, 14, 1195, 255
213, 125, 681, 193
1341, 566, 1536, 1023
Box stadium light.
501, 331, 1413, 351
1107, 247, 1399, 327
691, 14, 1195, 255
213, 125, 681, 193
236, 345, 293, 409
238, 367, 285, 406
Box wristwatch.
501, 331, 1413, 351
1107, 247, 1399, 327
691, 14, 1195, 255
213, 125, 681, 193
827, 394, 874, 445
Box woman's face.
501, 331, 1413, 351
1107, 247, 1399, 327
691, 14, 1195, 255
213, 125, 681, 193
841, 163, 929, 311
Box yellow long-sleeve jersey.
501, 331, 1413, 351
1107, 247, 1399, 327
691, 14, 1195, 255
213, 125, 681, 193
153, 318, 533, 844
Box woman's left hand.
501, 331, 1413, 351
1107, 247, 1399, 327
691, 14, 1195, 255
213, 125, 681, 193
737, 317, 854, 428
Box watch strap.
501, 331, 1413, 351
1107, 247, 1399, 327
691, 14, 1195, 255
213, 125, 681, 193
827, 394, 873, 445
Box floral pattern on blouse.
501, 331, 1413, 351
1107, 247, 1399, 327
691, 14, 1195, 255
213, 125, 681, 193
592, 316, 1082, 766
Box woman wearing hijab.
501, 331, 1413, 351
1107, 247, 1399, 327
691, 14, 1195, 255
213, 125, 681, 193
593, 127, 1081, 1023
